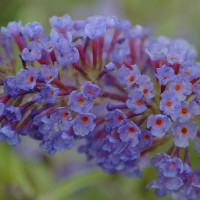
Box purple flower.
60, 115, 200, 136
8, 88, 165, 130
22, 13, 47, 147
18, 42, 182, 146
68, 91, 94, 113
50, 108, 72, 132
3, 76, 20, 98
129, 25, 150, 39
106, 109, 127, 129
179, 62, 200, 81
145, 36, 169, 61
118, 122, 141, 146
52, 132, 74, 152
110, 43, 130, 64
39, 64, 58, 83
0, 125, 20, 146
156, 65, 175, 85
72, 113, 96, 136
23, 22, 44, 39
2, 21, 22, 37
55, 38, 79, 67
138, 130, 153, 149
83, 81, 101, 99
40, 85, 59, 104
172, 121, 198, 147
85, 16, 106, 39
158, 156, 183, 177
126, 89, 147, 114
165, 39, 196, 64
4, 105, 21, 122
137, 75, 154, 101
169, 75, 192, 101
38, 35, 54, 52
15, 66, 38, 90
147, 114, 171, 138
50, 14, 72, 31
160, 90, 181, 115
21, 41, 42, 61
40, 131, 74, 155
118, 65, 141, 88
171, 101, 200, 122
105, 62, 116, 72
32, 115, 53, 136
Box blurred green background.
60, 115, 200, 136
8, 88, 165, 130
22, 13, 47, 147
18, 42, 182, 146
0, 0, 200, 199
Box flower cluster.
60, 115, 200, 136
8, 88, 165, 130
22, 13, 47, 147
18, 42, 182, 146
0, 14, 200, 199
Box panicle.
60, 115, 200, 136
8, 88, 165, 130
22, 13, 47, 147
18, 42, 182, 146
0, 14, 200, 200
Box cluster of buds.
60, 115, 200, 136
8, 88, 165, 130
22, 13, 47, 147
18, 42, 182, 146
0, 14, 200, 199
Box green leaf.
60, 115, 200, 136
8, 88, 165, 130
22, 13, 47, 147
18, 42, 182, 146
36, 170, 110, 200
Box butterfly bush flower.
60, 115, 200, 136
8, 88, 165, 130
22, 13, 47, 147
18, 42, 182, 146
0, 14, 200, 200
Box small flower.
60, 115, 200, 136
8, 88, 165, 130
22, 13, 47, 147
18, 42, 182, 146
0, 125, 20, 146
118, 122, 141, 146
118, 65, 141, 88
160, 90, 181, 115
39, 64, 58, 83
147, 114, 171, 138
138, 130, 153, 149
40, 84, 59, 104
158, 156, 184, 177
55, 38, 79, 67
15, 66, 38, 90
4, 105, 21, 122
106, 109, 127, 129
50, 14, 72, 31
169, 75, 192, 101
105, 62, 116, 72
23, 22, 44, 39
72, 113, 96, 136
82, 81, 101, 99
68, 90, 94, 113
21, 41, 42, 61
126, 89, 147, 114
3, 76, 20, 98
172, 121, 198, 147
156, 65, 175, 85
85, 16, 106, 39
171, 101, 200, 122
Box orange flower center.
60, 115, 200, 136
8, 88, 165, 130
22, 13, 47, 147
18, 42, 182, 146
63, 112, 69, 118
135, 99, 143, 106
155, 118, 163, 126
128, 75, 135, 82
175, 84, 182, 91
88, 88, 94, 94
28, 75, 34, 83
181, 108, 188, 115
144, 134, 149, 139
169, 162, 176, 167
82, 116, 89, 122
78, 97, 85, 104
185, 71, 191, 75
117, 115, 123, 121
143, 88, 148, 94
181, 127, 188, 134
48, 74, 53, 80
128, 127, 135, 134
166, 100, 172, 107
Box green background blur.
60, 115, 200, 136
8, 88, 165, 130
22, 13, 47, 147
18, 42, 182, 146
0, 0, 200, 199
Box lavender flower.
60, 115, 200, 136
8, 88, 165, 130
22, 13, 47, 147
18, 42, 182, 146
0, 14, 200, 200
